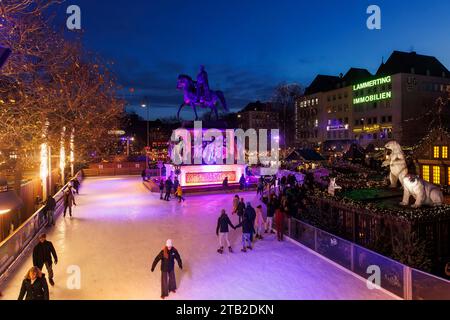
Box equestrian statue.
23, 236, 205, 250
176, 66, 228, 120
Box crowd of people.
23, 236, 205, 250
158, 177, 185, 203
18, 233, 58, 300
214, 191, 291, 255
16, 178, 80, 300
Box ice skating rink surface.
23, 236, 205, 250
0, 176, 395, 300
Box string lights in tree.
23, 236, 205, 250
60, 127, 67, 185
40, 120, 50, 199
70, 128, 75, 177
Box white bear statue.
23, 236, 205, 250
401, 175, 444, 208
328, 178, 342, 196
382, 141, 408, 188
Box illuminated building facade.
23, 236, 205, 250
295, 51, 450, 150
414, 128, 450, 191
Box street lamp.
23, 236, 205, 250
141, 101, 150, 170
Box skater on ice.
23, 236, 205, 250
275, 206, 286, 242
254, 205, 265, 240
32, 234, 58, 286
237, 198, 245, 223
232, 195, 239, 215
265, 194, 277, 234
245, 202, 256, 242
164, 178, 173, 201
63, 186, 76, 218
239, 174, 246, 190
159, 179, 165, 200
18, 267, 49, 300
235, 209, 256, 252
216, 209, 236, 254
151, 239, 183, 299
176, 184, 185, 203
43, 194, 56, 227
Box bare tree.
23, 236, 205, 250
272, 83, 304, 154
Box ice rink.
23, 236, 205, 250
0, 176, 395, 300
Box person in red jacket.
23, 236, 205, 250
275, 207, 286, 241
151, 239, 183, 299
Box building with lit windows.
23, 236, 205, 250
295, 51, 450, 151
237, 101, 279, 131
414, 128, 450, 192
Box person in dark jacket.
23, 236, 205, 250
235, 211, 255, 252
18, 267, 49, 300
173, 177, 179, 196
32, 234, 58, 286
222, 177, 229, 190
151, 239, 183, 299
72, 178, 80, 194
275, 207, 286, 241
216, 209, 235, 254
265, 194, 277, 234
164, 179, 173, 201
44, 195, 56, 227
237, 198, 245, 223
159, 180, 165, 200
245, 202, 257, 242
63, 186, 76, 217
239, 174, 246, 190
257, 176, 264, 197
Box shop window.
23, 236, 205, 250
433, 166, 441, 185
442, 146, 448, 159
448, 167, 450, 186
434, 146, 440, 159
423, 166, 430, 182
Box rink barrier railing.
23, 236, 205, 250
0, 172, 83, 285
282, 218, 450, 300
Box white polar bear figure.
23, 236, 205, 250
382, 141, 408, 188
328, 178, 342, 196
401, 175, 444, 208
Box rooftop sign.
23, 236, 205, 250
353, 76, 391, 91
353, 91, 392, 105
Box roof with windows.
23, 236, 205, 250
376, 51, 449, 78
304, 75, 341, 96
239, 101, 274, 113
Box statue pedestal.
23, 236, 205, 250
181, 120, 228, 130
165, 164, 246, 187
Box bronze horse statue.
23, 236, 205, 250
176, 74, 228, 120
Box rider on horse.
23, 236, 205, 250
196, 65, 210, 104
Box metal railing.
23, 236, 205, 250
285, 217, 450, 300
0, 172, 83, 284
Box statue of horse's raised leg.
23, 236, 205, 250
212, 105, 219, 120
177, 103, 185, 121
192, 104, 199, 120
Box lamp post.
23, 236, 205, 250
141, 101, 150, 170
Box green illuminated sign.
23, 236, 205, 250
353, 91, 392, 105
353, 76, 391, 91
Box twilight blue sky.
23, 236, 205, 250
60, 0, 450, 120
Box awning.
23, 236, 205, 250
0, 191, 23, 214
